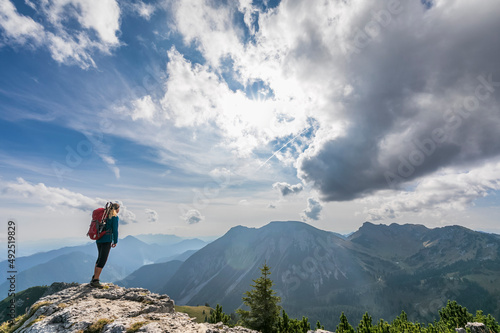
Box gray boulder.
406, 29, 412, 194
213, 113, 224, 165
466, 322, 487, 333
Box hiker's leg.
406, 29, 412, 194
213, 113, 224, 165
94, 266, 103, 280
94, 242, 112, 279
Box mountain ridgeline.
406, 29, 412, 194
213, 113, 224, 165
161, 222, 500, 329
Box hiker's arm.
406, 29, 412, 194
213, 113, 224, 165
112, 216, 119, 245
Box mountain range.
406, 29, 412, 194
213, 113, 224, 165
160, 221, 500, 330
3, 221, 500, 332
0, 235, 208, 296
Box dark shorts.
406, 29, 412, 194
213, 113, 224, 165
96, 242, 112, 268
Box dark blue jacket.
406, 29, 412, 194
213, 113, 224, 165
96, 216, 118, 244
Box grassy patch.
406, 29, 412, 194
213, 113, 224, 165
83, 318, 114, 333
29, 301, 52, 315
126, 321, 148, 332
0, 301, 53, 333
26, 315, 46, 327
175, 305, 212, 323
0, 316, 22, 333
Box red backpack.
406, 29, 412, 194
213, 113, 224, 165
87, 202, 112, 240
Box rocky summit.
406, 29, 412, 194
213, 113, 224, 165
7, 282, 258, 333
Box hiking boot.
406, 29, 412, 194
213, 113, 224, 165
90, 279, 103, 288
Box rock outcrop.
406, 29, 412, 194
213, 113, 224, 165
466, 322, 487, 333
7, 283, 258, 333
455, 323, 488, 333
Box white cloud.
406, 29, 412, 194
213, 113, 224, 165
1, 178, 137, 224
42, 0, 120, 46
181, 209, 204, 224
363, 160, 500, 221
160, 47, 297, 157
103, 1, 317, 174
0, 0, 121, 69
130, 95, 160, 122
132, 1, 156, 20
2, 177, 99, 210
162, 0, 340, 165
0, 0, 45, 45
169, 0, 244, 67
273, 182, 303, 197
145, 208, 159, 223
208, 168, 231, 186
113, 200, 137, 225
301, 197, 323, 221
47, 32, 97, 69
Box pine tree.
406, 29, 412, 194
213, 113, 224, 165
237, 263, 281, 333
357, 312, 373, 333
376, 318, 390, 333
277, 309, 290, 332
336, 312, 355, 333
485, 314, 500, 333
209, 304, 231, 325
299, 316, 311, 333
438, 300, 473, 330
474, 310, 486, 323
391, 310, 410, 331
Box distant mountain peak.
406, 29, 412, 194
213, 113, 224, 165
122, 235, 146, 243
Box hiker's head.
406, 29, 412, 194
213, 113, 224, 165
110, 203, 120, 216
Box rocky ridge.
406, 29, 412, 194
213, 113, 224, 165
6, 283, 258, 333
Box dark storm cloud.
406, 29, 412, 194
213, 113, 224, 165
298, 1, 500, 201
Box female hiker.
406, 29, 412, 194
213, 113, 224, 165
90, 202, 119, 288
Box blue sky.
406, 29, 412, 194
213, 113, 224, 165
1, 0, 500, 246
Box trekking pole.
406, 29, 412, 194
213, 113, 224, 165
100, 202, 111, 234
